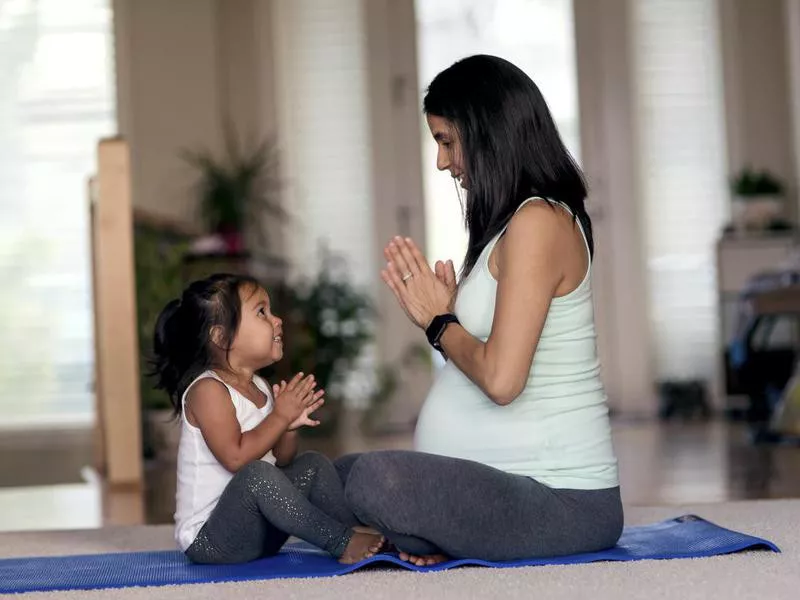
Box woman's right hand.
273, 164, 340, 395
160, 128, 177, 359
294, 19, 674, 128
435, 259, 457, 311
272, 373, 319, 426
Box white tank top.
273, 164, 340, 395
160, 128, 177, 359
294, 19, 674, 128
415, 197, 619, 490
173, 370, 276, 551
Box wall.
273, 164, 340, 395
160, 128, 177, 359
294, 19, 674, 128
112, 0, 800, 417
785, 0, 800, 195
720, 0, 796, 218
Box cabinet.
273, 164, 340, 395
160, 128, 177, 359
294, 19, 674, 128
716, 233, 800, 409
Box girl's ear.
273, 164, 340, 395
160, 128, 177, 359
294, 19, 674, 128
209, 325, 225, 348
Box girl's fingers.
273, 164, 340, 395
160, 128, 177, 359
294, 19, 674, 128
286, 372, 304, 391
307, 398, 325, 413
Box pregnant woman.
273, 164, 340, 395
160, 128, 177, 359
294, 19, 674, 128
338, 54, 623, 566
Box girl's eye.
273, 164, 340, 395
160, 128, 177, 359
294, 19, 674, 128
258, 307, 266, 317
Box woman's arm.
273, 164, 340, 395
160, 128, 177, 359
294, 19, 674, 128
383, 203, 566, 406
440, 204, 564, 404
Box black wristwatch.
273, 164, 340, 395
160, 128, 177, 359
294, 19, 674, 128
426, 313, 460, 354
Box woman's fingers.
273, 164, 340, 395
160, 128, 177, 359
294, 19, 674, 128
401, 237, 430, 274
385, 239, 416, 277
445, 259, 456, 288
435, 260, 444, 281
384, 262, 412, 300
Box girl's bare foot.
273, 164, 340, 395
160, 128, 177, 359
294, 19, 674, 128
353, 525, 382, 536
339, 531, 385, 564
398, 552, 448, 567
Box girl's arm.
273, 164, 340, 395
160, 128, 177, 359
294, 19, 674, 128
273, 430, 298, 466
186, 378, 292, 473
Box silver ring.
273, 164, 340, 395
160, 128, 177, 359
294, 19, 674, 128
402, 272, 413, 282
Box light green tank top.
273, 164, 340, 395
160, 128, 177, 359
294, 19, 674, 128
414, 197, 619, 489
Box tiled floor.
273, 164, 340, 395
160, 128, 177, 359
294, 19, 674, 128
0, 417, 798, 532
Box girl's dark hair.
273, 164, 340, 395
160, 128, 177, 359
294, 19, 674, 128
423, 54, 592, 278
151, 273, 260, 414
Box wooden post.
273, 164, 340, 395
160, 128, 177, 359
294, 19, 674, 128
91, 137, 143, 487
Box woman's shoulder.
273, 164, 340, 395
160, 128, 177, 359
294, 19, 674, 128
504, 200, 569, 249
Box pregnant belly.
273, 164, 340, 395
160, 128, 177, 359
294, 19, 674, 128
414, 366, 547, 467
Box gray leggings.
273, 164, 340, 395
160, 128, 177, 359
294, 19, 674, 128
186, 452, 360, 564
336, 450, 623, 561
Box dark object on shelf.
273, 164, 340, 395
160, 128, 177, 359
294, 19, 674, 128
658, 380, 711, 421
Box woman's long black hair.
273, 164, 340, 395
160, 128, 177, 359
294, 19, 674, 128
423, 54, 592, 279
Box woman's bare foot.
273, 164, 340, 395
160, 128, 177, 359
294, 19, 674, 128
398, 552, 449, 567
339, 531, 385, 564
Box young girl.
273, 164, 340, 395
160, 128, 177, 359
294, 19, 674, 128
152, 273, 384, 564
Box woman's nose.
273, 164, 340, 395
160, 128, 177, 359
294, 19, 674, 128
436, 146, 449, 171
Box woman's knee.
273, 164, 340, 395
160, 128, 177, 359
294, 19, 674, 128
344, 452, 407, 512
333, 453, 362, 486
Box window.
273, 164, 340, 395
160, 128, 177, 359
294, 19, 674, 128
415, 0, 580, 275
0, 0, 116, 427
632, 0, 728, 382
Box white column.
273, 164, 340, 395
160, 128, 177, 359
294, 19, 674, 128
271, 0, 377, 289
573, 0, 655, 416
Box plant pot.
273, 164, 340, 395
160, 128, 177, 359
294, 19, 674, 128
215, 227, 244, 254
732, 195, 783, 232
145, 408, 181, 462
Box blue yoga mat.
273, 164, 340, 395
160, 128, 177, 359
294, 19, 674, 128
0, 515, 779, 594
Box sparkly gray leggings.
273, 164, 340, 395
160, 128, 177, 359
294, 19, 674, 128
185, 452, 360, 564
336, 450, 624, 561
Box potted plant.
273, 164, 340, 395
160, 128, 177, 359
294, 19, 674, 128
730, 167, 786, 232
181, 124, 284, 255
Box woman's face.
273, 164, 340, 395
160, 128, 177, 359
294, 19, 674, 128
427, 114, 467, 189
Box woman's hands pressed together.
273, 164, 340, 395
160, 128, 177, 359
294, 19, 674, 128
381, 236, 455, 329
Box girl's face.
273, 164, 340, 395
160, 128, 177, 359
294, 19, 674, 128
427, 114, 467, 190
230, 285, 283, 368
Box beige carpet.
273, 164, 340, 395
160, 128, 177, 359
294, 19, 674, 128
0, 499, 794, 600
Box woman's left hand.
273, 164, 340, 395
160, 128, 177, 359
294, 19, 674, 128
381, 236, 454, 329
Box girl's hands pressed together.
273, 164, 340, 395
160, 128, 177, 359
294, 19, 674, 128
272, 373, 325, 430
381, 236, 455, 329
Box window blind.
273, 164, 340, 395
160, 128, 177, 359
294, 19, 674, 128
631, 0, 728, 381
0, 0, 116, 427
